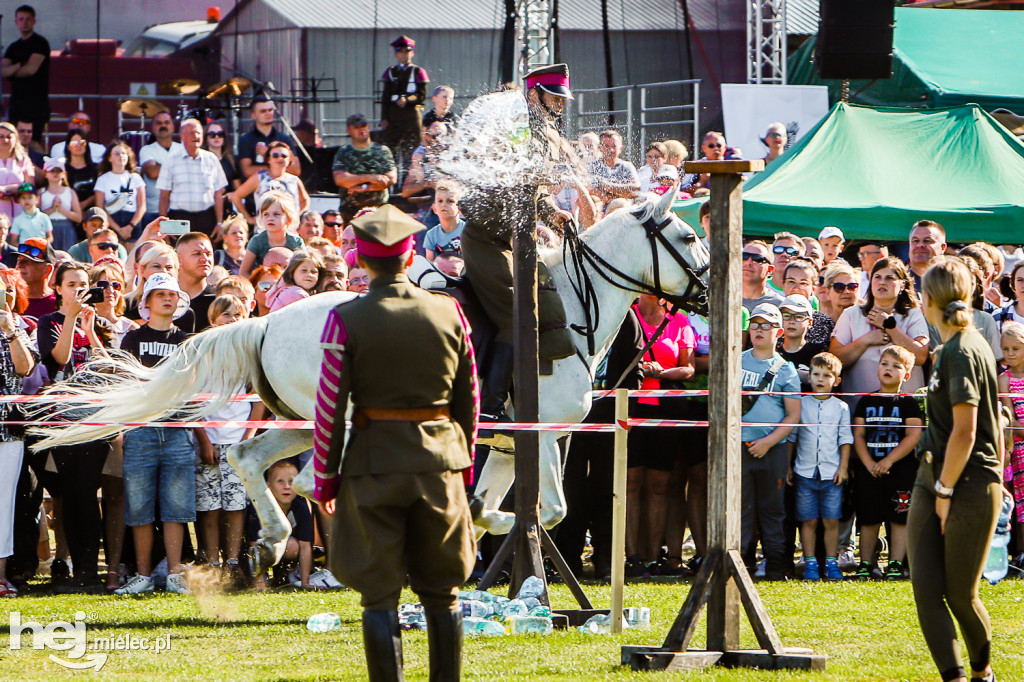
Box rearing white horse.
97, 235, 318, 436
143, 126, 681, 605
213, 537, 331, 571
30, 188, 708, 569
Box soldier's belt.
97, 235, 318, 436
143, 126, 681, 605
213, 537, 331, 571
351, 406, 451, 429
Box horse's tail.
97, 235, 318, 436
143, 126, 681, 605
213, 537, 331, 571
29, 315, 272, 451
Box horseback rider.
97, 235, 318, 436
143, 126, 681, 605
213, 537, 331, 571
459, 63, 578, 423
312, 205, 477, 682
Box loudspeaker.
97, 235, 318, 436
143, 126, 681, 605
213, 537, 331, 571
815, 0, 895, 80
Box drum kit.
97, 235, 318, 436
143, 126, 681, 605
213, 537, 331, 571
118, 75, 254, 152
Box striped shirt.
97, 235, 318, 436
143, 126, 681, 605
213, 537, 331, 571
156, 147, 227, 212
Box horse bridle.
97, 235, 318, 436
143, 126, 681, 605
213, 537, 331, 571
562, 209, 710, 356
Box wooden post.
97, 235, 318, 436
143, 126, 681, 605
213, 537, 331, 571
610, 388, 629, 633
510, 215, 546, 603
620, 159, 826, 673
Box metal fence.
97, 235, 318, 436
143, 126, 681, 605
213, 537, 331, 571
566, 79, 701, 166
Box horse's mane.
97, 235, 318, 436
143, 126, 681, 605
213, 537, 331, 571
540, 194, 665, 268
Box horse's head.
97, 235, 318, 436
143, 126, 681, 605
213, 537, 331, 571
624, 188, 710, 315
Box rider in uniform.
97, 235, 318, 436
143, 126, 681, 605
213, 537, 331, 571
459, 63, 578, 423
312, 204, 477, 682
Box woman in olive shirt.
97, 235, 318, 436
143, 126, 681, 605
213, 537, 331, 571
909, 259, 1004, 682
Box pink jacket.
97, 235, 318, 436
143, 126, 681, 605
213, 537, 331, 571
267, 283, 309, 312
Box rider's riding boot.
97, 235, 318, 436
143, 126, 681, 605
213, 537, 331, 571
480, 341, 515, 426
425, 609, 463, 682
362, 610, 405, 682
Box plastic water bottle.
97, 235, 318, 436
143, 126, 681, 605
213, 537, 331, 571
528, 605, 552, 618
624, 607, 651, 629
507, 615, 553, 635
465, 589, 497, 604
983, 495, 1014, 585
500, 599, 529, 619
521, 597, 541, 611
463, 617, 506, 636
517, 575, 546, 600
460, 599, 491, 619
398, 603, 426, 631
306, 612, 342, 633
578, 613, 612, 634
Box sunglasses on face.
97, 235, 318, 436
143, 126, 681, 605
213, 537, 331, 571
858, 250, 881, 259
766, 132, 784, 138
206, 131, 225, 138
742, 252, 769, 264
749, 322, 780, 330
71, 118, 90, 125
94, 279, 122, 291
92, 242, 117, 251
323, 222, 341, 228
831, 282, 859, 293
772, 245, 800, 257
269, 152, 290, 159
17, 242, 45, 259
705, 143, 722, 148
257, 281, 274, 291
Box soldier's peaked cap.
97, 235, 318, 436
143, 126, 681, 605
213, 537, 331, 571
525, 64, 573, 100
390, 35, 415, 50
351, 205, 425, 258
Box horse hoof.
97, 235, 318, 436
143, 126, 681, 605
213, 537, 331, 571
248, 539, 278, 575
475, 509, 515, 537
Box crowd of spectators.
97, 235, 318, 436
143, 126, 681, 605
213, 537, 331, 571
0, 14, 1021, 596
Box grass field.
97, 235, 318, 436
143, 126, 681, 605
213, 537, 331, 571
0, 577, 1022, 681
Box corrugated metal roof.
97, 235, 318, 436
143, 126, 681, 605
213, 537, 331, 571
243, 0, 743, 32
786, 0, 820, 36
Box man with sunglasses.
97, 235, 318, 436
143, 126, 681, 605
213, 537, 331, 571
87, 229, 121, 264
683, 131, 727, 195
48, 111, 105, 163
742, 240, 783, 312
68, 207, 128, 264
767, 232, 806, 295
14, 237, 56, 319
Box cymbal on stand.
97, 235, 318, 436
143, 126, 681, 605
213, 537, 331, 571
120, 99, 169, 118
159, 78, 202, 96
206, 76, 253, 99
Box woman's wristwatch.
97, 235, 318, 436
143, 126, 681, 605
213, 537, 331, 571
934, 479, 955, 499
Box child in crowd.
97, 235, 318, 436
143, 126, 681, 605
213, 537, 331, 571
194, 295, 257, 584
116, 273, 195, 595
214, 275, 256, 317
998, 322, 1024, 567
305, 237, 337, 260
9, 184, 52, 247
267, 249, 324, 312
423, 181, 464, 261
790, 352, 853, 581
851, 344, 923, 580
422, 84, 455, 128
740, 303, 801, 580
39, 158, 82, 251
777, 294, 819, 392
246, 460, 314, 590
240, 190, 303, 277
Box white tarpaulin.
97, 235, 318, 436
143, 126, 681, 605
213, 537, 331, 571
720, 84, 829, 162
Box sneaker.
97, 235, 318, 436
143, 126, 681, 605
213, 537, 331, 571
851, 561, 873, 580
754, 559, 766, 578
165, 573, 190, 594
308, 568, 343, 589
824, 558, 843, 581
871, 564, 886, 581
114, 574, 154, 595
837, 549, 857, 571
885, 560, 908, 581
802, 557, 820, 581
0, 579, 18, 597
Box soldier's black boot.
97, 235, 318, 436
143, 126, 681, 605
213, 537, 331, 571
425, 609, 463, 682
480, 341, 515, 430
362, 610, 405, 682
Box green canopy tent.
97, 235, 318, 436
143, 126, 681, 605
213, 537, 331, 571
672, 102, 1024, 242
789, 7, 1024, 112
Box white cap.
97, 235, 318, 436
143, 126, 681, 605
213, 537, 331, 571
139, 272, 191, 321
778, 294, 814, 315
818, 226, 845, 242
655, 164, 679, 182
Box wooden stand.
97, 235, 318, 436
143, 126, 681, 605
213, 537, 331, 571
476, 210, 594, 619
621, 159, 825, 673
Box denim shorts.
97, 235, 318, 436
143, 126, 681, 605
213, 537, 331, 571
123, 427, 197, 526
794, 473, 844, 522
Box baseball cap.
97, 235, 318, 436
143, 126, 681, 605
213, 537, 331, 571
749, 302, 782, 327
818, 226, 845, 242
138, 272, 191, 321
15, 182, 35, 197
83, 207, 108, 225
346, 113, 368, 127
17, 238, 56, 264
43, 156, 66, 172
778, 294, 813, 316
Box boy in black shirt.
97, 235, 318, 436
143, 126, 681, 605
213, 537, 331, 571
777, 294, 823, 393
851, 345, 923, 580
116, 273, 195, 595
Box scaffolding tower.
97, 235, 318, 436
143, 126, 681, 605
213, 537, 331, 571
747, 0, 787, 84
519, 0, 556, 80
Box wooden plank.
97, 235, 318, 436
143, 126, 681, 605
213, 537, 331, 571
661, 547, 719, 651
622, 649, 723, 672
476, 523, 517, 592
726, 549, 784, 654
683, 159, 765, 174
706, 171, 745, 652
609, 388, 629, 632
510, 212, 546, 603
720, 651, 827, 671
539, 525, 593, 609
554, 608, 610, 628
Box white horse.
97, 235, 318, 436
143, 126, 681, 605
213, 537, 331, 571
30, 188, 709, 569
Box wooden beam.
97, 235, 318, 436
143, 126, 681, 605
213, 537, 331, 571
683, 159, 765, 174
705, 170, 745, 652
662, 547, 719, 652
510, 212, 546, 603
726, 549, 784, 654
539, 526, 593, 609
609, 388, 629, 632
